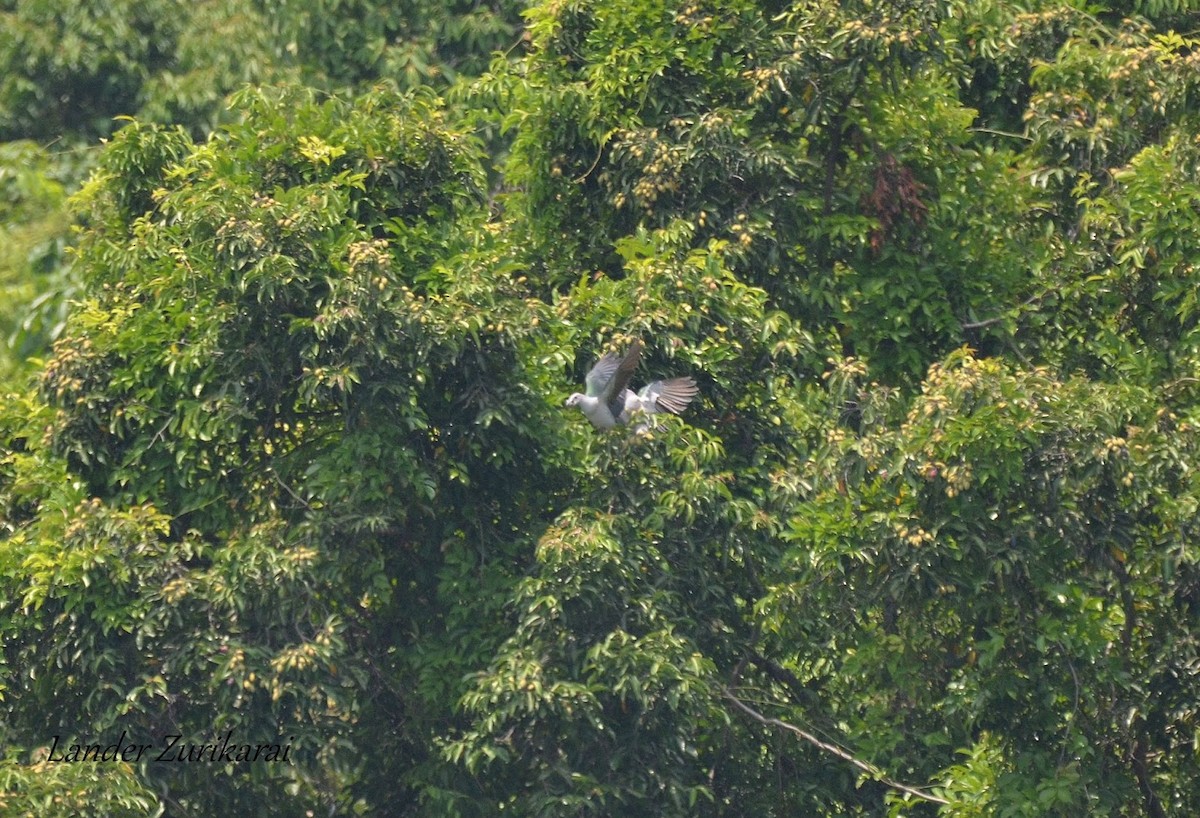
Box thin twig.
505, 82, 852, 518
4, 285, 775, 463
1163, 377, 1200, 396
969, 127, 1033, 142
1054, 640, 1082, 767
271, 469, 312, 510
721, 689, 950, 805
573, 138, 607, 184
960, 293, 1041, 330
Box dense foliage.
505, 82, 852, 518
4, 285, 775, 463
3, 0, 1200, 815
0, 0, 525, 379
0, 0, 524, 143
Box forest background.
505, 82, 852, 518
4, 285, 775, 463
3, 0, 1200, 815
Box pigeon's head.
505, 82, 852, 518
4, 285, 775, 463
564, 393, 585, 408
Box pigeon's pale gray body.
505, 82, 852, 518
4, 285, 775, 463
565, 340, 698, 431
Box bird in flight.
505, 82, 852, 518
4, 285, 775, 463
565, 339, 699, 430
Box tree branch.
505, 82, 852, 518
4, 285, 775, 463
1130, 736, 1167, 818
271, 468, 313, 511
747, 651, 825, 711
721, 689, 949, 806
960, 293, 1042, 330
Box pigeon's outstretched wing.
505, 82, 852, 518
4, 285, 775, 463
567, 340, 645, 429
584, 354, 622, 398
602, 339, 643, 419
620, 375, 698, 426
638, 376, 698, 415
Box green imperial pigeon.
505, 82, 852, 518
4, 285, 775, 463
565, 340, 699, 430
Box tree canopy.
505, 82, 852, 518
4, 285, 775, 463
3, 0, 1200, 815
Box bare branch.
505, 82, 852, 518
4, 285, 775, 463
1130, 736, 1167, 818
721, 689, 950, 806
960, 293, 1041, 331
271, 468, 312, 511
959, 313, 1009, 330
968, 126, 1033, 142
